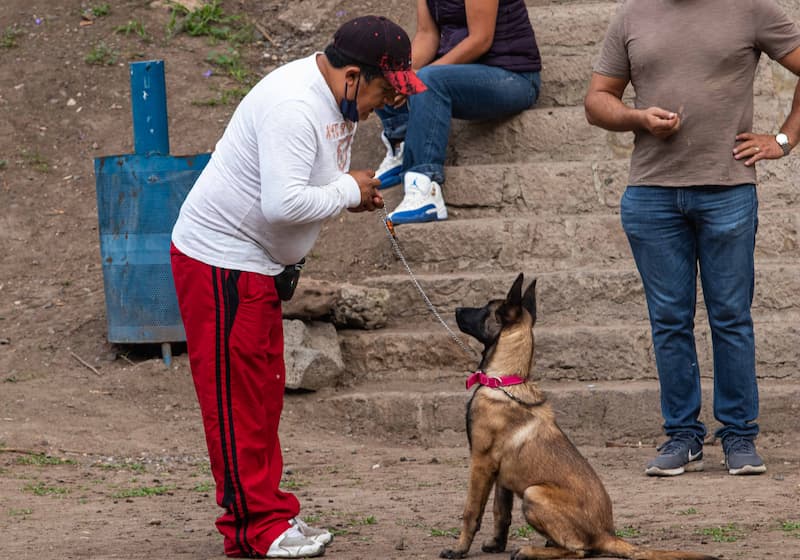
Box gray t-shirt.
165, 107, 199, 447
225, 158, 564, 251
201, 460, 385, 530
594, 0, 800, 187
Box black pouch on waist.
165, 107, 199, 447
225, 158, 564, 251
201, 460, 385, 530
274, 258, 305, 301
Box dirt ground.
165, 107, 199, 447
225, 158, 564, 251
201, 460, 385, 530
1, 1, 800, 559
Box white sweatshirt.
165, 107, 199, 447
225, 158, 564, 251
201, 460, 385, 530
172, 54, 361, 275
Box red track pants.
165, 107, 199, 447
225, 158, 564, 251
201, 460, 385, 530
171, 245, 300, 557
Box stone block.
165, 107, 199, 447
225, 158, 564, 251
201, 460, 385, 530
284, 320, 344, 391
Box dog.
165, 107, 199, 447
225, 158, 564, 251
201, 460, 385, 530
440, 273, 719, 560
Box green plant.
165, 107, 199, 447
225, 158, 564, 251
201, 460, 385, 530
1, 26, 20, 48
115, 20, 148, 40
89, 3, 111, 17
8, 507, 33, 517
111, 485, 173, 499
24, 481, 69, 496
206, 48, 251, 84
677, 507, 698, 515
0, 159, 6, 169
697, 523, 742, 543
430, 527, 459, 538
94, 461, 146, 473
15, 453, 75, 466
513, 524, 536, 539
85, 42, 118, 66
193, 86, 250, 106
280, 478, 304, 490
780, 520, 800, 537
167, 0, 250, 43
192, 481, 214, 493
359, 515, 377, 525
616, 526, 641, 538
20, 150, 50, 173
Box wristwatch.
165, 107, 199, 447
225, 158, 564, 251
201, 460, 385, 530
775, 132, 792, 156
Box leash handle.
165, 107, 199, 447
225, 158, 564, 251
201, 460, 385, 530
380, 209, 479, 360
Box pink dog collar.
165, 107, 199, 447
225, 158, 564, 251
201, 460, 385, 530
465, 371, 525, 390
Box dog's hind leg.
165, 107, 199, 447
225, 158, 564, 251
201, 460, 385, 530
518, 486, 593, 559
510, 545, 586, 559
482, 484, 514, 553
440, 461, 497, 559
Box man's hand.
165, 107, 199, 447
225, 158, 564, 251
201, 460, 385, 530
733, 132, 786, 166
641, 107, 681, 139
389, 93, 408, 108
347, 169, 384, 213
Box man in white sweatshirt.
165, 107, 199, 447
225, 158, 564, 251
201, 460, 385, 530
170, 16, 425, 559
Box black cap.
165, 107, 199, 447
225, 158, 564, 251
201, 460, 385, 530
333, 15, 426, 95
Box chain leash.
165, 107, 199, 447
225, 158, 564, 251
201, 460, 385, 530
380, 208, 479, 360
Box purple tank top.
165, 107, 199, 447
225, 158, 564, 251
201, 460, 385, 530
427, 0, 541, 72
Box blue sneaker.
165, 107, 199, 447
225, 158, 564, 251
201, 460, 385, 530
388, 171, 448, 225
645, 433, 704, 476
376, 133, 403, 190
722, 435, 766, 475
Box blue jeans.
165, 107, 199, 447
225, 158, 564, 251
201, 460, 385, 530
620, 185, 759, 441
377, 64, 540, 184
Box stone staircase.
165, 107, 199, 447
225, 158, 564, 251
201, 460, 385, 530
292, 0, 800, 446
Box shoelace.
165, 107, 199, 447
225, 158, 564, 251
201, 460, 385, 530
658, 436, 699, 455
395, 182, 429, 210
724, 436, 754, 455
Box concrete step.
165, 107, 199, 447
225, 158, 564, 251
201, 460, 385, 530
529, 2, 617, 51
367, 263, 800, 325
351, 209, 800, 275
536, 49, 781, 109
448, 105, 633, 165
338, 319, 800, 383
287, 378, 800, 446
442, 157, 800, 216
447, 92, 785, 165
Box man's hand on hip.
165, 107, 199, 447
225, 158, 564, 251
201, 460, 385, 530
734, 132, 786, 166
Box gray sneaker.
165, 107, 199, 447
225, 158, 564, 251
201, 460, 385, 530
645, 434, 704, 476
723, 436, 766, 475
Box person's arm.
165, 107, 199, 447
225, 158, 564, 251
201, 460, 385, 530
734, 45, 800, 166
431, 0, 498, 66
411, 0, 440, 70
584, 72, 681, 139
258, 101, 376, 225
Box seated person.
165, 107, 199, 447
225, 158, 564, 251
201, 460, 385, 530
378, 0, 541, 225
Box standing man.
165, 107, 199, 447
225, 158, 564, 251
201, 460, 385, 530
171, 16, 425, 558
585, 0, 800, 477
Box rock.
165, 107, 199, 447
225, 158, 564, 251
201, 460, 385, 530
283, 320, 344, 391
333, 284, 389, 330
277, 0, 338, 33
282, 278, 338, 320
283, 279, 389, 330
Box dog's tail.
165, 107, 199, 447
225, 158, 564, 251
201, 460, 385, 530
595, 534, 720, 560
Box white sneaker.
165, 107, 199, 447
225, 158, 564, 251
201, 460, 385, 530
265, 526, 325, 558
388, 171, 448, 225
290, 516, 333, 545
376, 132, 404, 189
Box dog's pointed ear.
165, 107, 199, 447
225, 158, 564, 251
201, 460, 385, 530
522, 278, 537, 323
498, 273, 525, 324
506, 273, 524, 306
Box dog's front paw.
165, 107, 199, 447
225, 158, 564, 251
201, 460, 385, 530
481, 538, 507, 553
440, 548, 467, 559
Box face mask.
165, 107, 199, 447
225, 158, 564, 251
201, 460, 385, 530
340, 74, 361, 122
